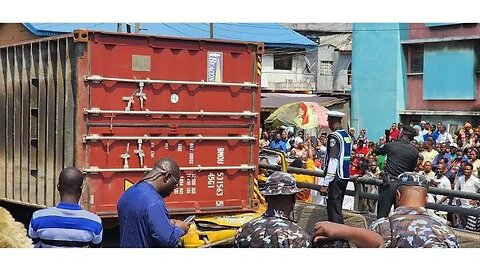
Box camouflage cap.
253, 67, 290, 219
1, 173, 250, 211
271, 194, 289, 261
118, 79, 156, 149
397, 172, 429, 188
260, 172, 301, 196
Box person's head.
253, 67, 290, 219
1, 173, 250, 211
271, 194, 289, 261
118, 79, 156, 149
368, 141, 375, 149
288, 131, 294, 138
474, 127, 480, 136
463, 163, 473, 178
281, 130, 287, 139
368, 160, 377, 172
290, 157, 305, 169
398, 122, 403, 129
359, 159, 369, 175
357, 138, 364, 148
431, 124, 436, 132
425, 122, 431, 131
438, 125, 446, 133
438, 142, 447, 154
416, 155, 424, 171
436, 163, 446, 177
465, 122, 472, 131
360, 128, 367, 136
262, 131, 269, 140
468, 148, 478, 161
142, 158, 181, 198
327, 111, 344, 131
420, 121, 426, 129
275, 132, 281, 142
349, 127, 355, 136
57, 167, 84, 202
367, 154, 376, 163
391, 123, 397, 130
395, 172, 429, 208
259, 157, 270, 176
295, 137, 304, 149
413, 125, 421, 135
423, 161, 432, 173
261, 172, 300, 215
379, 136, 386, 144
400, 125, 417, 141
425, 138, 434, 150
455, 149, 464, 159
437, 121, 443, 129
297, 131, 304, 138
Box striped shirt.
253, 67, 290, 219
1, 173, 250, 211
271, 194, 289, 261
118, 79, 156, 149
28, 202, 103, 248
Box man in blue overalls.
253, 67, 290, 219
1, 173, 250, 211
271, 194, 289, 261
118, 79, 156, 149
319, 111, 352, 224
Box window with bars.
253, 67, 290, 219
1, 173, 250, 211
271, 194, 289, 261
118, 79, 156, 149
273, 54, 293, 70
319, 61, 333, 76
410, 45, 424, 73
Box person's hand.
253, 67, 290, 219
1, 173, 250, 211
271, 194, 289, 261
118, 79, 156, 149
173, 220, 192, 232
313, 221, 347, 243
319, 185, 328, 195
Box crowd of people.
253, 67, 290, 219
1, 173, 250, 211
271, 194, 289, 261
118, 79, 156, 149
260, 119, 480, 234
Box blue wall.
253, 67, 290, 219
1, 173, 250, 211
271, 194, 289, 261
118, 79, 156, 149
423, 42, 477, 100
351, 23, 409, 141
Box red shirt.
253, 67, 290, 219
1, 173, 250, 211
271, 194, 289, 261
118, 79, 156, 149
389, 128, 399, 141
350, 146, 370, 176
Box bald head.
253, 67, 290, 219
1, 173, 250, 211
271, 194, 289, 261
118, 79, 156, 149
143, 158, 181, 198
396, 185, 428, 208
58, 167, 84, 195
154, 158, 180, 176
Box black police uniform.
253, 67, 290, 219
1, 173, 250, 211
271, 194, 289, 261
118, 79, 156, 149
374, 126, 419, 219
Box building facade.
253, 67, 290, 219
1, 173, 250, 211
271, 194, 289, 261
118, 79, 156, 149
285, 23, 352, 94
352, 23, 480, 141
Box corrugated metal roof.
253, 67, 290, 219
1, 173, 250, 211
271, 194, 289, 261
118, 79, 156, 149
23, 23, 317, 49
261, 93, 345, 109
318, 33, 352, 51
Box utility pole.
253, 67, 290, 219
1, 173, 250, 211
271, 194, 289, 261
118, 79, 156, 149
210, 23, 214, 39
135, 23, 141, 34
117, 23, 122, 32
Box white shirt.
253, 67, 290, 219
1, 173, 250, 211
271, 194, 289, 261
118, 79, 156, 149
436, 131, 453, 145
342, 181, 355, 210
433, 175, 452, 205
454, 175, 480, 207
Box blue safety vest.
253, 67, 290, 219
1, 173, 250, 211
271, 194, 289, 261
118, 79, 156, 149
325, 130, 352, 180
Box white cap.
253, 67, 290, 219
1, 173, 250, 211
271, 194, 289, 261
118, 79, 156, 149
326, 111, 345, 118
420, 121, 426, 125
450, 143, 458, 149
295, 137, 304, 145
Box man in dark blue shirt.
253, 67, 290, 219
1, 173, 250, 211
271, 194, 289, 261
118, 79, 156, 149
117, 158, 191, 247
269, 132, 287, 152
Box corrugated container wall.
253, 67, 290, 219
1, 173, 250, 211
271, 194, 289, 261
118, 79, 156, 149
0, 30, 263, 217
0, 35, 78, 207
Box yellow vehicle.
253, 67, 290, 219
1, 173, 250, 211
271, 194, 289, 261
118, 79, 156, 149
181, 148, 288, 248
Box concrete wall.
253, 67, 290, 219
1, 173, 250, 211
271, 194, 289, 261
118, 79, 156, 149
315, 46, 351, 92
0, 24, 38, 46
351, 23, 409, 141
409, 23, 480, 40
261, 53, 315, 91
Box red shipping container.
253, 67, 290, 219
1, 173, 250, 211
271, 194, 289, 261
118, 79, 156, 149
0, 30, 263, 217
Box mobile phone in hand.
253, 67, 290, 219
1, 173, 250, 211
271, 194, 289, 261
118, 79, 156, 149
183, 215, 196, 223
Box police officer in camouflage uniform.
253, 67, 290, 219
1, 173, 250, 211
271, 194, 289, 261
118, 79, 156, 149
234, 172, 311, 248
370, 172, 459, 248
